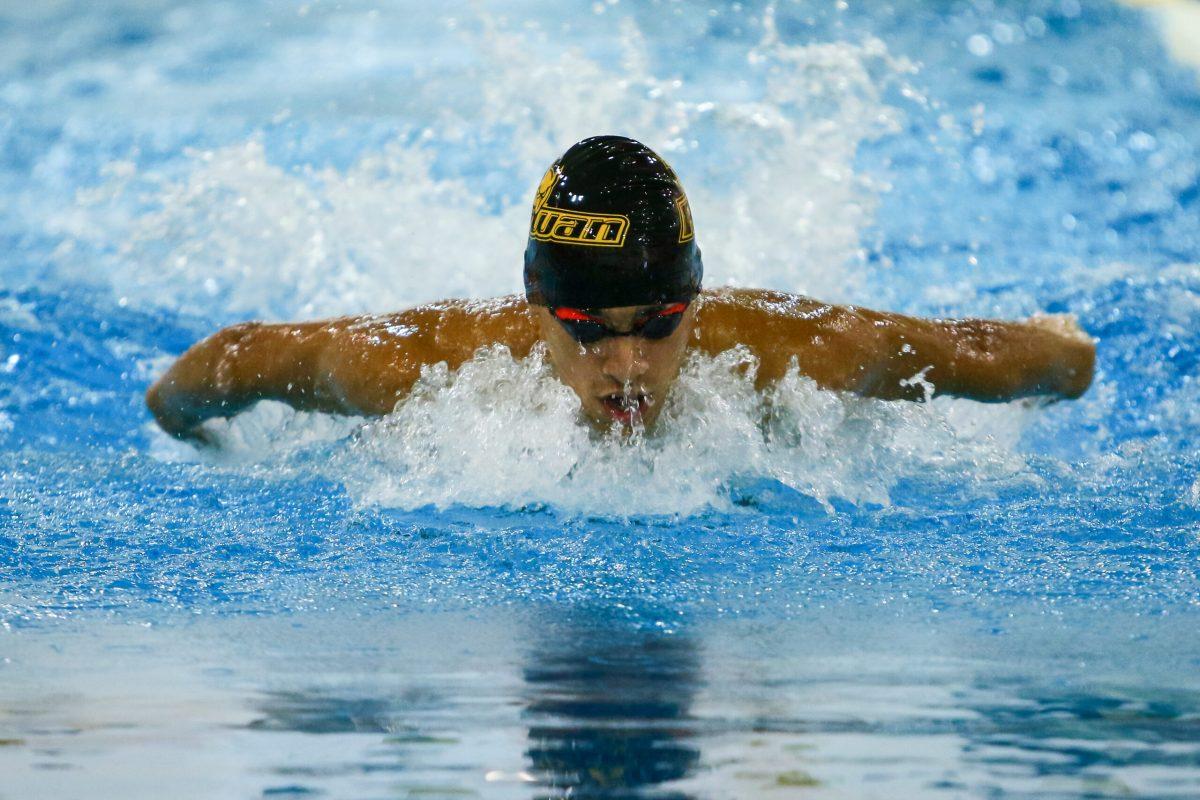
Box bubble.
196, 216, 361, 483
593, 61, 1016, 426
991, 23, 1016, 46
966, 34, 993, 58
1128, 131, 1157, 152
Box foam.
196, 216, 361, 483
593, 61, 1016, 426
160, 345, 1037, 517
51, 17, 918, 320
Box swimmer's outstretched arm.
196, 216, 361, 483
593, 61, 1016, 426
700, 289, 1096, 402
145, 296, 538, 441
851, 309, 1096, 402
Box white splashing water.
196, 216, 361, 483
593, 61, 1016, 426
56, 140, 528, 318
52, 16, 916, 317
161, 346, 1037, 516
379, 348, 1033, 515
73, 12, 1033, 515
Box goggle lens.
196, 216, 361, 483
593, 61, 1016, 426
552, 303, 688, 345
559, 318, 608, 345
639, 304, 687, 340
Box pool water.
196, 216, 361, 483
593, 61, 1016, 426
2, 1, 1200, 797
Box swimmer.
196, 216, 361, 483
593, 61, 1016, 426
146, 135, 1095, 442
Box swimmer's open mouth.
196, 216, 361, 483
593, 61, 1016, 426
600, 392, 650, 424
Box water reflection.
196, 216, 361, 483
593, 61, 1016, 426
965, 683, 1200, 783
235, 611, 703, 797
246, 691, 427, 734
522, 617, 701, 799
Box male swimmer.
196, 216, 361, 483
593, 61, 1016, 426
146, 135, 1095, 442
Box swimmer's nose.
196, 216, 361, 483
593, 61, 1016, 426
600, 335, 648, 384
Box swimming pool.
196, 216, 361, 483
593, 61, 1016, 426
2, 0, 1200, 796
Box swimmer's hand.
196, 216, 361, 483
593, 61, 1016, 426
159, 416, 221, 449
145, 380, 224, 448
1022, 312, 1096, 401
145, 321, 282, 446
1025, 312, 1092, 344
183, 426, 221, 449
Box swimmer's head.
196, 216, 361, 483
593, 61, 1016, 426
524, 135, 702, 310
524, 136, 702, 431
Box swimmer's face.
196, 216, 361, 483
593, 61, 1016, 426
533, 301, 697, 431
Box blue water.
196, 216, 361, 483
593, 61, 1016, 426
3, 1, 1200, 797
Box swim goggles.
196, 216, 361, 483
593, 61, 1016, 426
551, 302, 689, 345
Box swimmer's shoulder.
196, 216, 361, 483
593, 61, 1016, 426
694, 287, 839, 344
315, 295, 540, 413
696, 287, 835, 316
404, 294, 540, 357
316, 294, 538, 364
332, 294, 535, 334
371, 293, 533, 325
694, 288, 878, 387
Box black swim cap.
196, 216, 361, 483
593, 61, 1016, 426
524, 135, 703, 309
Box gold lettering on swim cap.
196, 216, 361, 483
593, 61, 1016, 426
675, 193, 694, 243
533, 210, 560, 238
529, 166, 629, 247
533, 166, 559, 214
530, 209, 629, 247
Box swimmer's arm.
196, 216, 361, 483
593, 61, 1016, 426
145, 300, 539, 441
838, 308, 1097, 402
145, 319, 380, 442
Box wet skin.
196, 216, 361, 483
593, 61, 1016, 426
146, 288, 1097, 442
